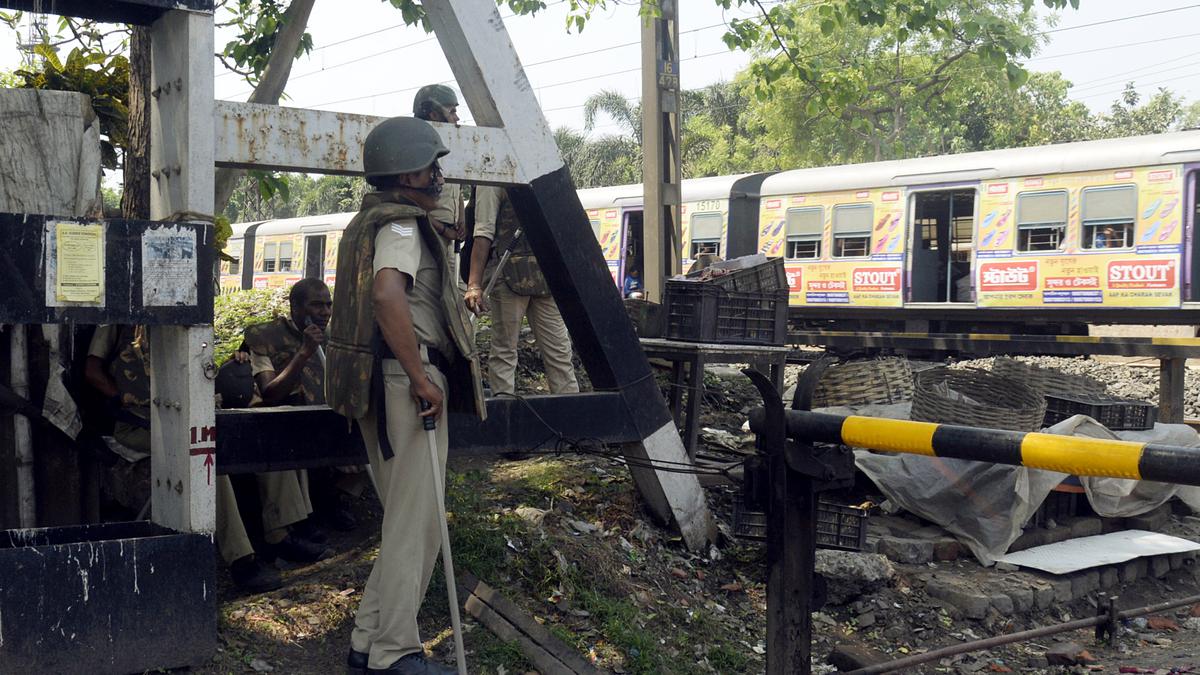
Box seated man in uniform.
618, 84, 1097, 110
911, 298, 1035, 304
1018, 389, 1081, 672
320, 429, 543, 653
242, 278, 362, 533
85, 325, 284, 592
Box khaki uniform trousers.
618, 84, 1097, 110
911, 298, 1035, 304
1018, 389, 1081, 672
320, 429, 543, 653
116, 422, 311, 563
351, 357, 449, 669
213, 470, 312, 562
488, 283, 579, 396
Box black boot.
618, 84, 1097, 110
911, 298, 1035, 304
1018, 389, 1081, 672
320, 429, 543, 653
347, 648, 369, 675
368, 653, 456, 674
230, 554, 282, 593
269, 532, 333, 563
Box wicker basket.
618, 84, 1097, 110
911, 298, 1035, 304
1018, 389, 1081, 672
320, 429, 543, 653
812, 357, 914, 408
991, 357, 1107, 399
911, 367, 1046, 432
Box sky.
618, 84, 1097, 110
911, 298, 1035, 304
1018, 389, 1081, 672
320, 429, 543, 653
2, 1, 1199, 135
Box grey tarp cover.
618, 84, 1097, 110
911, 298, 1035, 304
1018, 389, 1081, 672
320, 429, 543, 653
834, 403, 1200, 565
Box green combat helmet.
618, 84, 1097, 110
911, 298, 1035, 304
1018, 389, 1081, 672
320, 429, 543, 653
413, 83, 459, 119
362, 117, 450, 178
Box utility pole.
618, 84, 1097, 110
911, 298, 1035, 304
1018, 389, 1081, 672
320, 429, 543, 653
640, 0, 681, 303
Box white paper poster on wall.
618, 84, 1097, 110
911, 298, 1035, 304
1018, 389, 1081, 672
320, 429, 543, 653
43, 219, 106, 308
142, 225, 197, 306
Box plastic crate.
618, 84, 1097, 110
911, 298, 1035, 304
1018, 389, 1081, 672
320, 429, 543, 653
816, 501, 870, 551
623, 298, 664, 337
1043, 394, 1157, 431
733, 499, 869, 552
687, 257, 787, 293
664, 283, 787, 345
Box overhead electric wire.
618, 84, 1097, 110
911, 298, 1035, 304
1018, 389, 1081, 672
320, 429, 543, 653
1030, 31, 1200, 62
216, 0, 569, 79
1038, 3, 1200, 35
1068, 55, 1200, 94
308, 46, 734, 109
229, 20, 730, 97
1074, 70, 1200, 101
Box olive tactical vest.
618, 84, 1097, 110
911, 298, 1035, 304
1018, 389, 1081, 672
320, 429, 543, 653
108, 325, 151, 421
326, 191, 484, 422
492, 191, 551, 297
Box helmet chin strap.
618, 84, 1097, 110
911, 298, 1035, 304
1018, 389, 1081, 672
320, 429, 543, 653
417, 162, 445, 197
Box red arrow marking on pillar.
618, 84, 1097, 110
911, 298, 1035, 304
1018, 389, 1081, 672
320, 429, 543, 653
190, 446, 216, 485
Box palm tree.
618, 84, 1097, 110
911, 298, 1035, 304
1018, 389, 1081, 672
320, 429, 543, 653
555, 125, 640, 188
583, 89, 642, 144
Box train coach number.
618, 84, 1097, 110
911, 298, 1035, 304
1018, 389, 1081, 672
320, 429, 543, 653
1107, 260, 1176, 288
852, 268, 901, 291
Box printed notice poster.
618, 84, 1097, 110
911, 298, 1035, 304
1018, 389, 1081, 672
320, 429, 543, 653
142, 226, 197, 306
56, 223, 104, 302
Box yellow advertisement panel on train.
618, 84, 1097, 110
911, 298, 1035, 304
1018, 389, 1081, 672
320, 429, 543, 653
587, 207, 622, 285
758, 188, 905, 307
976, 165, 1184, 308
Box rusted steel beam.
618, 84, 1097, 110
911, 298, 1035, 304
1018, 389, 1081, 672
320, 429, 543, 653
213, 100, 521, 185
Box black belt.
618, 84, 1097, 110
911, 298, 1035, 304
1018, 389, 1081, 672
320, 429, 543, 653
378, 344, 451, 373
374, 343, 451, 462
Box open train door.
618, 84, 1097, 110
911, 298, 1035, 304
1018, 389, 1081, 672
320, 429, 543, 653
908, 187, 977, 302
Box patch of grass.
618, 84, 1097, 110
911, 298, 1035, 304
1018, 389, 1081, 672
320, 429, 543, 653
575, 587, 663, 674
472, 632, 532, 674
706, 643, 749, 672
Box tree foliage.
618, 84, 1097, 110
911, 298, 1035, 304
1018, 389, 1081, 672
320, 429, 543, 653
222, 172, 367, 223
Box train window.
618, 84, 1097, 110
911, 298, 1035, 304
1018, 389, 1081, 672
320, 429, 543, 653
229, 257, 240, 276
832, 204, 872, 258
263, 242, 277, 272
690, 212, 723, 258
1016, 190, 1067, 252
785, 207, 823, 259
278, 241, 294, 272
1081, 185, 1136, 250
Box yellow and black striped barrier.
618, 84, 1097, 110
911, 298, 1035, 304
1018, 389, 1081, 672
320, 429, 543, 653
782, 411, 1200, 486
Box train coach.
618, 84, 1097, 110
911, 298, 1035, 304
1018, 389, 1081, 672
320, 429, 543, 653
578, 173, 773, 286
222, 174, 774, 292
759, 130, 1200, 325
221, 131, 1200, 330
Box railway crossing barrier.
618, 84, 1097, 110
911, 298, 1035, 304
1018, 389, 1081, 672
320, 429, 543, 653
742, 360, 1200, 675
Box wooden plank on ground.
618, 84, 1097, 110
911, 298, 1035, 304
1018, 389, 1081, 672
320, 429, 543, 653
456, 573, 602, 675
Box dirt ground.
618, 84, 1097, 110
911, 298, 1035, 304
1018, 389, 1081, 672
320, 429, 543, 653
195, 355, 1200, 675
196, 450, 1200, 675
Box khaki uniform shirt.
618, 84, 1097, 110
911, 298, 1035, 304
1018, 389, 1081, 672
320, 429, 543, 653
429, 183, 460, 230
373, 217, 455, 360
473, 185, 501, 242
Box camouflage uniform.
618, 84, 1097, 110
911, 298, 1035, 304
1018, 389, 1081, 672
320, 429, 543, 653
474, 186, 579, 395
88, 326, 253, 564
87, 325, 152, 509
244, 317, 326, 405
241, 316, 321, 544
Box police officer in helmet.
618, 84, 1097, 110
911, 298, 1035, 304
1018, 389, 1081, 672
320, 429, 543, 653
328, 116, 484, 675
413, 84, 466, 242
